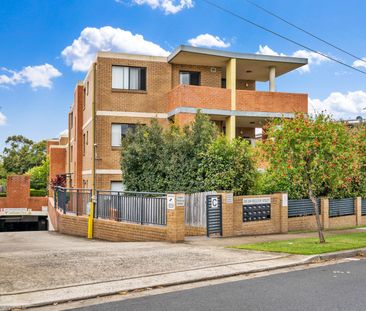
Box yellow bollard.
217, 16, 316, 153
87, 201, 94, 239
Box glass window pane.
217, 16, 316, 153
180, 72, 190, 85
123, 67, 129, 89
129, 68, 139, 90
111, 124, 122, 146
111, 181, 125, 192
112, 66, 124, 89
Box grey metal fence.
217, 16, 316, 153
185, 191, 216, 228
55, 187, 92, 216
329, 198, 355, 217
362, 199, 366, 216
96, 191, 167, 226
288, 199, 321, 218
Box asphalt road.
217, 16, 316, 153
71, 259, 366, 311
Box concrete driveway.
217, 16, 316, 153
0, 231, 287, 295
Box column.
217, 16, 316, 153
226, 58, 237, 140
269, 66, 276, 92
166, 193, 186, 243
219, 191, 234, 237
355, 197, 362, 226
321, 197, 329, 229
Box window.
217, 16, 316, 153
83, 134, 86, 156
70, 145, 73, 162
69, 112, 73, 128
179, 71, 200, 86
111, 123, 137, 147
86, 131, 89, 145
112, 66, 146, 91
111, 181, 125, 192
83, 87, 86, 110
86, 81, 89, 96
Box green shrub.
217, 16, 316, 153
0, 193, 6, 197
30, 189, 47, 197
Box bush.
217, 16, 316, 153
199, 136, 257, 195
26, 159, 49, 190
0, 193, 6, 197
30, 189, 47, 197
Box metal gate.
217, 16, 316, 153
206, 195, 222, 237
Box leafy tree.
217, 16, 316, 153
121, 113, 219, 193
26, 159, 49, 190
353, 123, 366, 197
1, 135, 46, 175
199, 136, 257, 195
260, 114, 359, 243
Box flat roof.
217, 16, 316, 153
168, 45, 308, 81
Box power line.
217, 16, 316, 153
200, 0, 366, 76
245, 0, 366, 65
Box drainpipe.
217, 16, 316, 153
88, 62, 97, 239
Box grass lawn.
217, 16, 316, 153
231, 232, 366, 255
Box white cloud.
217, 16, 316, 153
353, 58, 366, 69
188, 34, 230, 48
309, 90, 366, 120
61, 26, 170, 72
0, 64, 62, 89
130, 0, 193, 14
0, 112, 6, 126
257, 45, 285, 57
256, 45, 329, 73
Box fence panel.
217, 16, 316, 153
329, 198, 355, 217
185, 191, 216, 228
362, 199, 366, 216
55, 187, 92, 216
288, 199, 321, 218
96, 191, 167, 226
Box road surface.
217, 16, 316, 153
71, 259, 366, 311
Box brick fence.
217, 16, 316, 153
48, 191, 366, 243
48, 193, 185, 243
0, 175, 47, 210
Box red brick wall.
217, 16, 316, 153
6, 175, 30, 208
236, 90, 308, 114
167, 85, 231, 112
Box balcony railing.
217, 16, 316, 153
167, 84, 308, 114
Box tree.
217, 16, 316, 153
199, 136, 257, 195
260, 114, 359, 243
353, 123, 366, 197
121, 112, 218, 193
1, 135, 46, 175
26, 159, 49, 190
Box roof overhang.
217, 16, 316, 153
168, 45, 308, 81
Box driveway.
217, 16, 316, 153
0, 231, 288, 295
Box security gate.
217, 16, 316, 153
206, 195, 222, 237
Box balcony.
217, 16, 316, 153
167, 84, 308, 116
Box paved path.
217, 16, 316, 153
0, 231, 289, 295
71, 259, 366, 311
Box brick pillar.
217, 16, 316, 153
355, 197, 362, 226
6, 175, 30, 208
166, 193, 185, 243
274, 192, 288, 233
321, 197, 329, 229
219, 191, 234, 237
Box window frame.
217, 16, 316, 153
112, 65, 147, 91
179, 71, 201, 86
111, 123, 138, 147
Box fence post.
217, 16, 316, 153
355, 197, 362, 226
54, 187, 57, 209
274, 192, 288, 234
140, 194, 144, 225
94, 190, 98, 219
166, 193, 185, 243
76, 189, 79, 216
321, 197, 329, 229
218, 191, 234, 237
63, 189, 66, 214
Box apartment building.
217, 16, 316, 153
48, 45, 308, 191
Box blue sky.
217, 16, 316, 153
1, 0, 366, 151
